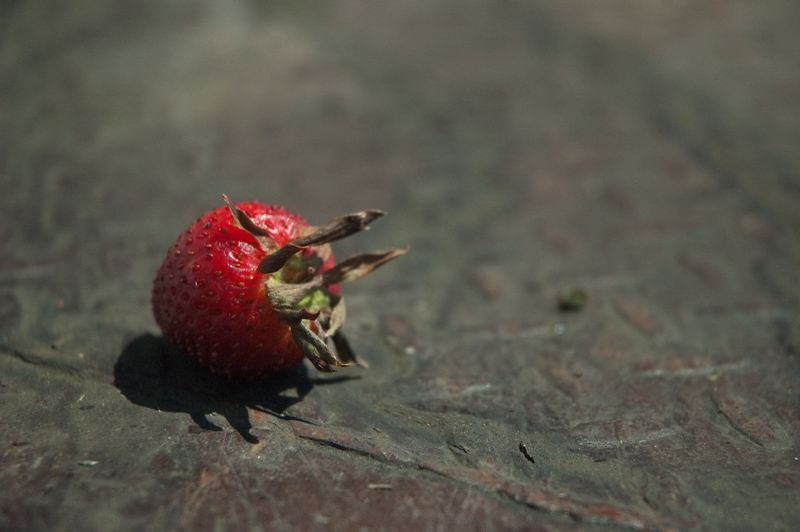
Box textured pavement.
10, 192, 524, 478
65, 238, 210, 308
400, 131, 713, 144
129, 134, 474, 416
2, 1, 800, 531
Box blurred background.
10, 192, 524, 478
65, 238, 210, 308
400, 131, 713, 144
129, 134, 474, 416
2, 1, 799, 531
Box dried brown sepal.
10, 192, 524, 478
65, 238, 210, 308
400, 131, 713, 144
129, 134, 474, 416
322, 247, 409, 285
257, 245, 303, 275
312, 293, 345, 340
257, 210, 386, 274
331, 330, 367, 368
221, 196, 405, 374
275, 308, 320, 326
222, 194, 277, 251
266, 277, 323, 311
296, 210, 385, 246
291, 323, 353, 372
326, 296, 346, 337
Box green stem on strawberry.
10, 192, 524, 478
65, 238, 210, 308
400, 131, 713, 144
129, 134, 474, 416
223, 194, 408, 373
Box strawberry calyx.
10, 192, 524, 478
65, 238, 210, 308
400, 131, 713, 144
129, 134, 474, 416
222, 194, 407, 373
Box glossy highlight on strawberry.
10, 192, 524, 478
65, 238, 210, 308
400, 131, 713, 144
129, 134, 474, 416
152, 195, 407, 378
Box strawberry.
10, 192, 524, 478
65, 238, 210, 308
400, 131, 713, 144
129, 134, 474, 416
152, 195, 406, 378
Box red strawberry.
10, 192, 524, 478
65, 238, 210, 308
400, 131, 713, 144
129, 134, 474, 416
152, 195, 406, 378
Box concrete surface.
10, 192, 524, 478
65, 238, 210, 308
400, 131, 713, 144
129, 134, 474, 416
2, 1, 800, 531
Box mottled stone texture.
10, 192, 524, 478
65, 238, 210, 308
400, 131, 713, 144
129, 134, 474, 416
2, 1, 800, 531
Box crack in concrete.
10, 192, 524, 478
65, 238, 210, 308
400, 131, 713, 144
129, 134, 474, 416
0, 341, 84, 376
711, 395, 766, 449
295, 428, 680, 531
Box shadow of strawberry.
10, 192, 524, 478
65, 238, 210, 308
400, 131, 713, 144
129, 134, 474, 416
114, 333, 355, 443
